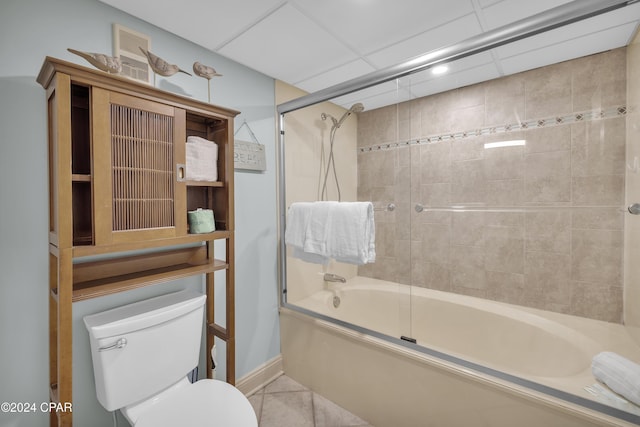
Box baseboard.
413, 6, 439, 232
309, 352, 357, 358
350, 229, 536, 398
236, 354, 284, 396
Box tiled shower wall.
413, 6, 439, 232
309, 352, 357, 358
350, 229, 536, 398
357, 48, 626, 323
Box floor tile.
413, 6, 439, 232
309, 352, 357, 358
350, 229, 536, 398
260, 390, 315, 427
252, 375, 374, 427
264, 374, 309, 394
313, 393, 371, 427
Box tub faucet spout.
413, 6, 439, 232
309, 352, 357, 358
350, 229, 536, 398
324, 273, 346, 283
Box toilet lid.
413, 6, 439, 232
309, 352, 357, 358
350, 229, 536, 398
134, 379, 258, 427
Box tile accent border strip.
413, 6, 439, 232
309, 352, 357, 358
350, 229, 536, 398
359, 105, 627, 153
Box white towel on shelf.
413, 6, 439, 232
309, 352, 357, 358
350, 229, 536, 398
592, 351, 640, 407
185, 136, 218, 181
285, 201, 375, 265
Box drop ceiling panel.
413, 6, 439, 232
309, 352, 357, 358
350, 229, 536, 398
100, 0, 283, 49
481, 0, 574, 29
292, 0, 475, 54
410, 62, 501, 100
496, 3, 640, 60
500, 22, 637, 75
218, 3, 358, 83
295, 59, 376, 94
365, 13, 484, 69
408, 52, 495, 86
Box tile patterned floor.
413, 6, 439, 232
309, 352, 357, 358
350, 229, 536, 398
248, 375, 374, 427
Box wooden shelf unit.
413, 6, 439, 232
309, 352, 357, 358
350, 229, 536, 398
38, 56, 239, 427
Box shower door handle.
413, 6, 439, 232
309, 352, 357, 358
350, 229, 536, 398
629, 203, 640, 215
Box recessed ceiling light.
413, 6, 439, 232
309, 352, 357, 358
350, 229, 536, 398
432, 65, 448, 75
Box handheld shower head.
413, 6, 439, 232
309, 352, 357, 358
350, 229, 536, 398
350, 102, 365, 113
321, 103, 365, 129
335, 103, 365, 128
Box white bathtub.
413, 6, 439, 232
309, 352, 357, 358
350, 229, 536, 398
285, 276, 640, 426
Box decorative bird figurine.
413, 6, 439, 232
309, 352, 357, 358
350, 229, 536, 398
193, 62, 222, 80
67, 48, 122, 74
139, 47, 191, 86
193, 61, 222, 102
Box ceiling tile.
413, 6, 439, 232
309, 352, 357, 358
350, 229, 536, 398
100, 0, 283, 49
365, 13, 484, 69
295, 59, 376, 93
410, 62, 501, 99
480, 0, 574, 29
495, 3, 640, 60
292, 0, 475, 54
499, 22, 637, 75
408, 52, 495, 86
218, 3, 358, 83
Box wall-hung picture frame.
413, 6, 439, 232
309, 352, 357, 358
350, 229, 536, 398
234, 121, 267, 171
113, 24, 152, 84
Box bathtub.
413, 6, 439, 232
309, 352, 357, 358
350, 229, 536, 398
281, 276, 640, 427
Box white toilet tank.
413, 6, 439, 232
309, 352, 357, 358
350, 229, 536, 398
84, 290, 206, 412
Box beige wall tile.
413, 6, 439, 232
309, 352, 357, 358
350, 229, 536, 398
571, 117, 626, 177
451, 211, 485, 247
524, 211, 571, 254
570, 283, 623, 323
572, 47, 626, 112
571, 207, 623, 230
524, 150, 571, 203
484, 225, 524, 274
486, 179, 524, 206
484, 145, 524, 181
451, 159, 485, 203
524, 126, 571, 154
485, 271, 526, 306
525, 251, 571, 306
420, 141, 451, 184
525, 61, 572, 119
572, 175, 624, 206
485, 74, 525, 127
571, 229, 623, 285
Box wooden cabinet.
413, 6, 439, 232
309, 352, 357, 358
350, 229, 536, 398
38, 57, 239, 427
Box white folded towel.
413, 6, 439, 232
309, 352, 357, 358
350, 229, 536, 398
327, 202, 375, 265
284, 202, 329, 264
185, 136, 218, 181
592, 351, 640, 407
285, 201, 375, 265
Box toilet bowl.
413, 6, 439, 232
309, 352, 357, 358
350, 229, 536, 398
124, 377, 257, 427
83, 290, 257, 426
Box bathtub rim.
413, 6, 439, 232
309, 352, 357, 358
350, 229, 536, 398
279, 302, 640, 426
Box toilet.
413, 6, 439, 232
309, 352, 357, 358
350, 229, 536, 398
83, 290, 258, 427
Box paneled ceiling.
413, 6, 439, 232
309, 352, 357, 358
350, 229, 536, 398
100, 0, 640, 110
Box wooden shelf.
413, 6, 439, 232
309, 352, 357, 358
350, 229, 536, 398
69, 260, 228, 301
185, 180, 224, 187
72, 230, 232, 257
71, 174, 91, 182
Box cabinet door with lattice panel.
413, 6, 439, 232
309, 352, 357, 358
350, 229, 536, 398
92, 88, 187, 245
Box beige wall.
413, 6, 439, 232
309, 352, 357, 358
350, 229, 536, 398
626, 33, 640, 343
276, 81, 358, 303
358, 48, 627, 323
